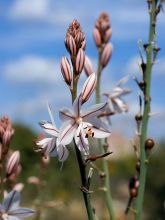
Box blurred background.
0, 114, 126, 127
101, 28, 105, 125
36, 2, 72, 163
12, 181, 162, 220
0, 0, 165, 219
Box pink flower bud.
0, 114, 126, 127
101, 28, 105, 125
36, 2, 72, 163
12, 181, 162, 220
101, 43, 113, 68
76, 48, 85, 74
84, 56, 94, 76
2, 129, 13, 149
104, 28, 112, 43
6, 150, 20, 177
81, 73, 97, 103
14, 183, 24, 192
66, 35, 77, 56
0, 143, 2, 160
93, 28, 101, 47
61, 56, 72, 86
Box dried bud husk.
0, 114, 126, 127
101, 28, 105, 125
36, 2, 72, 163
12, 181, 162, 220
6, 151, 20, 177
145, 138, 155, 150
76, 48, 85, 74
84, 56, 94, 76
81, 73, 97, 104
101, 43, 113, 68
61, 56, 72, 85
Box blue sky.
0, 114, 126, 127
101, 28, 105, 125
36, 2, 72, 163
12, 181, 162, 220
0, 0, 165, 140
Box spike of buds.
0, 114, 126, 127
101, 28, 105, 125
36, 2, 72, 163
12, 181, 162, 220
6, 151, 20, 177
93, 28, 101, 47
84, 56, 94, 76
81, 73, 97, 104
76, 48, 85, 74
101, 43, 113, 68
61, 56, 72, 86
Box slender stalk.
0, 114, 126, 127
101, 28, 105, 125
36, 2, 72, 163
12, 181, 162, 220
71, 63, 95, 220
135, 1, 157, 219
95, 53, 115, 220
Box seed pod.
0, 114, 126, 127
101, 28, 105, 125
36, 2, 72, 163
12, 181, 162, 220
130, 188, 138, 198
84, 56, 94, 76
145, 138, 155, 150
6, 151, 20, 177
76, 48, 85, 74
93, 28, 101, 47
61, 56, 72, 86
81, 73, 97, 104
101, 43, 113, 68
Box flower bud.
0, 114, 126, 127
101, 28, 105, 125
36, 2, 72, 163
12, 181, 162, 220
65, 35, 77, 56
101, 43, 113, 68
145, 138, 155, 150
61, 56, 72, 86
81, 73, 97, 104
104, 28, 112, 43
76, 48, 85, 74
14, 183, 24, 192
6, 151, 20, 177
93, 28, 101, 47
84, 56, 94, 76
130, 188, 138, 198
2, 128, 13, 150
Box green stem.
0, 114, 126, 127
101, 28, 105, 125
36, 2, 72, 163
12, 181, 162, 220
72, 63, 95, 220
95, 53, 115, 220
135, 1, 157, 219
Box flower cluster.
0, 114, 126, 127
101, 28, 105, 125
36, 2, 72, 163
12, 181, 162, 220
36, 73, 111, 161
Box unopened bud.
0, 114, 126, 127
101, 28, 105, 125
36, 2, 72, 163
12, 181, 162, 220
104, 28, 112, 43
84, 56, 94, 76
61, 56, 72, 86
14, 183, 24, 192
101, 43, 113, 68
81, 73, 97, 104
93, 28, 101, 47
76, 48, 85, 74
145, 138, 155, 150
6, 151, 20, 177
2, 129, 12, 149
65, 35, 77, 56
135, 161, 141, 173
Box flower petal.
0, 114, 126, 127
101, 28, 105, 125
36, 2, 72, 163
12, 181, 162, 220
39, 121, 58, 137
112, 98, 128, 113
57, 121, 77, 146
59, 108, 75, 122
92, 119, 111, 138
75, 125, 89, 155
57, 144, 69, 162
9, 208, 35, 218
36, 138, 57, 157
3, 190, 20, 212
47, 103, 57, 128
82, 102, 107, 121
73, 95, 82, 117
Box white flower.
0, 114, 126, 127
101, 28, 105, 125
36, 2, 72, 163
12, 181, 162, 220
104, 76, 131, 113
0, 190, 35, 220
35, 103, 69, 162
57, 94, 111, 155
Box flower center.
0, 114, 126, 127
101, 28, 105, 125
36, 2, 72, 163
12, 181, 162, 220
76, 117, 83, 125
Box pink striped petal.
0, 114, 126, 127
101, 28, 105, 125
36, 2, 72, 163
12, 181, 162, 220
75, 126, 89, 155
59, 108, 74, 122
57, 121, 77, 146
57, 144, 69, 162
82, 102, 107, 121
39, 122, 58, 137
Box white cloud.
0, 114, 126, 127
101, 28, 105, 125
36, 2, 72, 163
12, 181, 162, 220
4, 55, 61, 84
